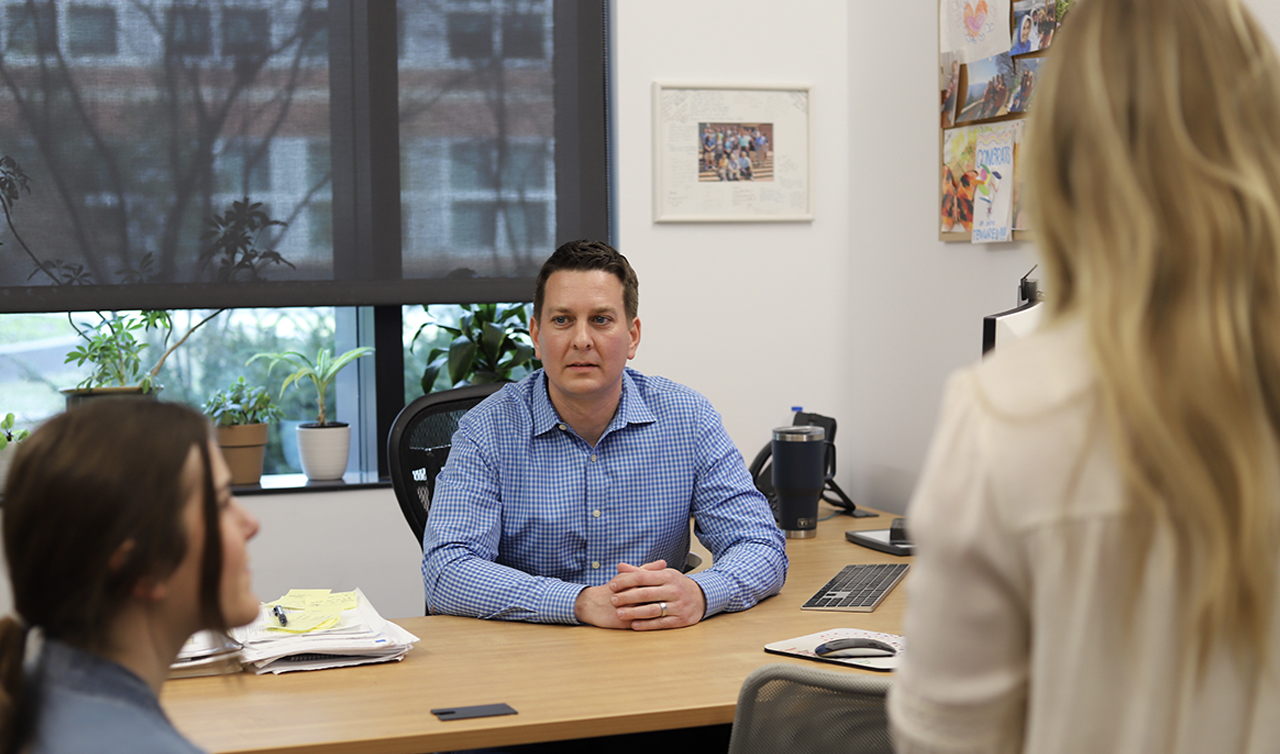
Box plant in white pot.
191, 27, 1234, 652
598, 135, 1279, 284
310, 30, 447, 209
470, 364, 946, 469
249, 347, 374, 481
0, 413, 30, 485
202, 377, 285, 486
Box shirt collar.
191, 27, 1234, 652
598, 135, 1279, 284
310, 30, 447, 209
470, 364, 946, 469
530, 368, 657, 438
39, 638, 162, 714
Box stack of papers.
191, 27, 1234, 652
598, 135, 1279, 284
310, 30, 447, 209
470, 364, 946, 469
231, 588, 420, 675
170, 630, 244, 678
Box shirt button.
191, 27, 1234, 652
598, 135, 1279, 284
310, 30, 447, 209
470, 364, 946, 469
591, 561, 601, 569
592, 509, 601, 518
590, 454, 597, 462
558, 423, 567, 431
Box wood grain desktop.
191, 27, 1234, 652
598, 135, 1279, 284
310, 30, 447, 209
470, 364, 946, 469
162, 509, 907, 753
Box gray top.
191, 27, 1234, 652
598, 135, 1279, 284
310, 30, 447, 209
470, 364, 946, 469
30, 638, 205, 754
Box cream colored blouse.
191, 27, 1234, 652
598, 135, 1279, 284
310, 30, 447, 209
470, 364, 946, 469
889, 320, 1280, 754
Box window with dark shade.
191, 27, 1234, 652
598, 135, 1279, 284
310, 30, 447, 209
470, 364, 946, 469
447, 12, 491, 59
68, 5, 117, 56
0, 1, 609, 481
7, 2, 58, 55
222, 8, 270, 58
167, 7, 211, 56
501, 13, 542, 59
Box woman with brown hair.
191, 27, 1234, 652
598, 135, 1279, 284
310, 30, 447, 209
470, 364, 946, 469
891, 0, 1280, 751
0, 398, 260, 753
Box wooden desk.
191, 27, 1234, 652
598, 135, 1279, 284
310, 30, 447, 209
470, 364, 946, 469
162, 509, 906, 753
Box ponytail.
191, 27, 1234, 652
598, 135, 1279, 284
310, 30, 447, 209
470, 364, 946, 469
0, 616, 35, 754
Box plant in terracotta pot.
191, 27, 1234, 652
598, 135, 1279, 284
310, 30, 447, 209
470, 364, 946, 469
203, 377, 284, 486
248, 346, 374, 481
0, 412, 30, 484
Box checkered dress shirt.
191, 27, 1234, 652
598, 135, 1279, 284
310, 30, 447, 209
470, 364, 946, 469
422, 367, 787, 623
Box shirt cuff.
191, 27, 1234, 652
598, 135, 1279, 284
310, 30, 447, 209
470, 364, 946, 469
540, 581, 589, 624
688, 570, 732, 617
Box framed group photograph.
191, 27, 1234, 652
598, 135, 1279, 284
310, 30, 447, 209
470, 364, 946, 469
652, 83, 812, 223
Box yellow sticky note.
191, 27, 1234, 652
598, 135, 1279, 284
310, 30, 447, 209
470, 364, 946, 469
272, 589, 331, 610
265, 607, 341, 633
306, 591, 359, 610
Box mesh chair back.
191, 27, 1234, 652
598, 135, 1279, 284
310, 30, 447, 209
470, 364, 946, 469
388, 383, 505, 548
728, 663, 893, 754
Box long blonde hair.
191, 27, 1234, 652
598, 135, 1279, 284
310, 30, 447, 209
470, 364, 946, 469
1025, 0, 1280, 662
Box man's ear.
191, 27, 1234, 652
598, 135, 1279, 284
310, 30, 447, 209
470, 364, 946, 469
529, 314, 542, 361
627, 317, 641, 360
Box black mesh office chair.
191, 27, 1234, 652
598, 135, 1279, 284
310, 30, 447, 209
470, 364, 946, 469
727, 663, 894, 754
388, 382, 505, 548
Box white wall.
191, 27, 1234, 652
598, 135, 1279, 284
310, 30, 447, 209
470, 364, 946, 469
615, 0, 1034, 515
238, 489, 425, 617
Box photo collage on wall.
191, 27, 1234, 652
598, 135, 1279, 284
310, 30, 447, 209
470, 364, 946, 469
939, 0, 1076, 242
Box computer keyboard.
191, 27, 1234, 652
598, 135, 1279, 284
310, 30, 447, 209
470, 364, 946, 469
801, 563, 909, 613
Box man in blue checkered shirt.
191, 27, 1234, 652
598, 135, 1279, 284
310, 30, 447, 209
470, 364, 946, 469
422, 240, 787, 629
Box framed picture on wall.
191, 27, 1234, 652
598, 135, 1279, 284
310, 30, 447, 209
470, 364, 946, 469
652, 83, 812, 222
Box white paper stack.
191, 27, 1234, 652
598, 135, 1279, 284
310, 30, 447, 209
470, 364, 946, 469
170, 630, 244, 678
231, 588, 420, 675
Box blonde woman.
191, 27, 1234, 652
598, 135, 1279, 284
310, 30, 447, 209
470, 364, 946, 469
890, 0, 1280, 751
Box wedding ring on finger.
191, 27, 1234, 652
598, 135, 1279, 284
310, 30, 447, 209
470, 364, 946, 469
660, 601, 668, 617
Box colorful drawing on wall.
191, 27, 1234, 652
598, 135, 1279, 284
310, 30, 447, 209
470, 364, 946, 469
1009, 58, 1043, 113
957, 53, 1015, 124
1011, 121, 1030, 230
697, 123, 774, 183
940, 0, 1012, 64
971, 123, 1017, 243
941, 126, 979, 232
941, 52, 961, 128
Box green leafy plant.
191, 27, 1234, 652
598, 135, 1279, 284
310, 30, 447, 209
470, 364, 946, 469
249, 347, 375, 426
53, 198, 292, 392
202, 376, 285, 427
0, 413, 29, 451
412, 303, 540, 393
64, 309, 222, 392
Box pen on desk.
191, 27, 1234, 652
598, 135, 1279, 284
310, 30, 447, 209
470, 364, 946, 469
272, 605, 288, 627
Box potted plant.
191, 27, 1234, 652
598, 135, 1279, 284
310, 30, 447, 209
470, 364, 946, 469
0, 412, 29, 485
203, 377, 285, 486
412, 302, 540, 393
55, 198, 291, 408
249, 346, 374, 481
61, 309, 223, 405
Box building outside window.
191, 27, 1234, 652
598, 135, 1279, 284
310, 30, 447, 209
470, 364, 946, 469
221, 7, 269, 58
6, 2, 58, 55
0, 0, 607, 483
68, 4, 116, 56
166, 6, 211, 56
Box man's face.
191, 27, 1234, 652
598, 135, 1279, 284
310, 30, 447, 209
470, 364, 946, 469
531, 269, 640, 413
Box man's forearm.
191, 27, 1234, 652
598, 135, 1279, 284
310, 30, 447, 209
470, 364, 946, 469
424, 548, 585, 623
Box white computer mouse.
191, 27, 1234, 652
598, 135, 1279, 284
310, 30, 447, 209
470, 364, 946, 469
813, 637, 897, 658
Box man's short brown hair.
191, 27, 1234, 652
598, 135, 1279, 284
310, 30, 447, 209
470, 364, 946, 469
533, 240, 639, 321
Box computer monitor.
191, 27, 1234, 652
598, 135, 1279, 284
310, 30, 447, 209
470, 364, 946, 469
982, 299, 1042, 355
